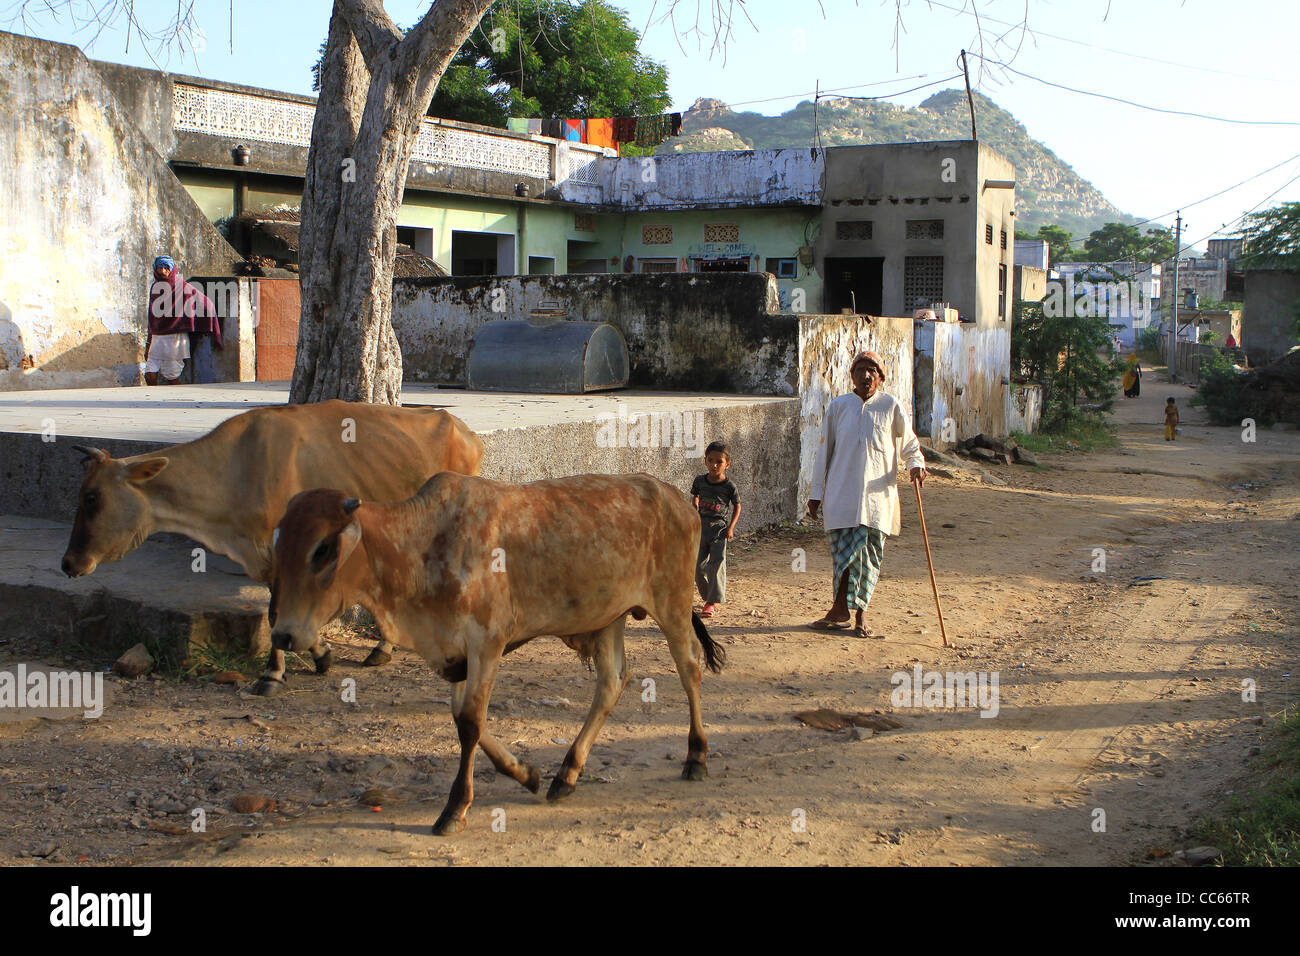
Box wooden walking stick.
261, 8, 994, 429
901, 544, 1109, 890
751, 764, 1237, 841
912, 475, 949, 648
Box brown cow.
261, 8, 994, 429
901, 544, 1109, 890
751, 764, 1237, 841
268, 472, 725, 835
61, 401, 483, 693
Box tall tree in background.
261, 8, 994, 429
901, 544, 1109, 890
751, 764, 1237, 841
1083, 222, 1176, 264
1238, 201, 1300, 269
1015, 224, 1074, 265
428, 0, 671, 126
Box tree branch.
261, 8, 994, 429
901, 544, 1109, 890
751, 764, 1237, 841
334, 0, 402, 75
399, 0, 498, 103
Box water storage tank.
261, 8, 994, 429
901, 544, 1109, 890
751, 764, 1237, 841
466, 317, 630, 393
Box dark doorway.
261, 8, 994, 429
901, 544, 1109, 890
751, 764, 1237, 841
452, 231, 503, 275
824, 256, 883, 314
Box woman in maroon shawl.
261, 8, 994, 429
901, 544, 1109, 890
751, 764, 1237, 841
145, 255, 221, 385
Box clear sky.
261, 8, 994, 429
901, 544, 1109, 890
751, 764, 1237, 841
8, 0, 1299, 246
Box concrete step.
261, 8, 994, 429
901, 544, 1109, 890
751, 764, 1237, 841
0, 516, 269, 665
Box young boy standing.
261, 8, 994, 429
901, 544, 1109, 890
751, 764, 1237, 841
691, 441, 742, 618
1164, 397, 1180, 441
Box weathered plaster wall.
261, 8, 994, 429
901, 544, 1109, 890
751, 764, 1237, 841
594, 149, 823, 210
918, 321, 1011, 441
1243, 270, 1300, 365
1007, 383, 1043, 434
392, 273, 798, 394
796, 313, 915, 506
0, 31, 238, 391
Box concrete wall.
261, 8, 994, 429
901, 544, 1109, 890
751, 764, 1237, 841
1014, 264, 1048, 304
1007, 383, 1043, 434
392, 273, 799, 395
477, 401, 799, 530
796, 313, 915, 507
1243, 270, 1300, 365
0, 31, 238, 391
914, 320, 1010, 441
817, 140, 1014, 327
594, 148, 823, 210
0, 397, 800, 530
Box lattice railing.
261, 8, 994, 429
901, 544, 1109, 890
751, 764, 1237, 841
563, 147, 603, 186
173, 83, 551, 179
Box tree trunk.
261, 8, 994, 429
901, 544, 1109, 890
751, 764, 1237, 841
291, 0, 497, 406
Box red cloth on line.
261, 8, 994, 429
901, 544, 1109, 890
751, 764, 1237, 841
148, 269, 222, 348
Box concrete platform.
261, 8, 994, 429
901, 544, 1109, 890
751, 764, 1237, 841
0, 516, 268, 662
0, 383, 798, 660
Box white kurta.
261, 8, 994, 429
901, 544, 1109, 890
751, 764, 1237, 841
809, 390, 926, 535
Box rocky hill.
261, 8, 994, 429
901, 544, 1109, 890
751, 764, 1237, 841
669, 91, 1133, 237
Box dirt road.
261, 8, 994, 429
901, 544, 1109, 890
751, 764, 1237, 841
2, 377, 1297, 866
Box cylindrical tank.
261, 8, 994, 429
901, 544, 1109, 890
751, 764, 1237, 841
466, 319, 630, 393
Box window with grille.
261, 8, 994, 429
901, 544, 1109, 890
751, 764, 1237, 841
574, 213, 595, 232
704, 222, 739, 243
835, 220, 873, 241
904, 256, 944, 310
906, 219, 944, 240
639, 258, 677, 273
641, 224, 673, 245
1000, 230, 1007, 250
984, 224, 994, 245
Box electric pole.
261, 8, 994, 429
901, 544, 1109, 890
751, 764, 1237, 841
1170, 213, 1182, 382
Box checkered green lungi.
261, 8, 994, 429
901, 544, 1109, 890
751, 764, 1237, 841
829, 525, 886, 612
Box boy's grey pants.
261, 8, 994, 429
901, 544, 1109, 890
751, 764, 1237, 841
696, 522, 728, 603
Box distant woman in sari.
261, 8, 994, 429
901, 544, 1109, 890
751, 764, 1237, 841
1122, 355, 1142, 398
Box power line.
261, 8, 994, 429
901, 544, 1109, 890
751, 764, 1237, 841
967, 54, 1300, 127
1051, 149, 1300, 251
682, 72, 958, 113
923, 0, 1298, 87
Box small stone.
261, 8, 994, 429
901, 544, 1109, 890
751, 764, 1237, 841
847, 727, 874, 741
896, 753, 909, 761
1175, 846, 1222, 866
113, 643, 154, 678
1012, 446, 1039, 466
231, 793, 276, 814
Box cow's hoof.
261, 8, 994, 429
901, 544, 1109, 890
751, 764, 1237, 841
362, 647, 392, 667
681, 760, 708, 781
522, 763, 541, 794
313, 649, 333, 675
431, 813, 465, 836
251, 677, 284, 697
546, 777, 576, 802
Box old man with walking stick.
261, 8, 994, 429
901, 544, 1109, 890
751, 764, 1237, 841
807, 349, 928, 640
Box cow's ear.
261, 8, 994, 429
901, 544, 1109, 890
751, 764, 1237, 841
315, 519, 362, 590
124, 457, 170, 483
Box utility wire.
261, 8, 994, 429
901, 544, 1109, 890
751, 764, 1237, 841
967, 53, 1300, 127
923, 0, 1297, 87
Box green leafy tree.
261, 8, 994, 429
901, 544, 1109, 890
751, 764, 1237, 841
1034, 224, 1074, 265
313, 1, 671, 129
1238, 201, 1300, 270
432, 0, 671, 126
1082, 222, 1176, 263
1013, 300, 1117, 431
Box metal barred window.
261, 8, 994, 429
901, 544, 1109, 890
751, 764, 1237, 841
904, 256, 945, 310
836, 220, 873, 240
906, 219, 944, 240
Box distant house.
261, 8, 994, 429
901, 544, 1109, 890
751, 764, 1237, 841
1051, 260, 1162, 349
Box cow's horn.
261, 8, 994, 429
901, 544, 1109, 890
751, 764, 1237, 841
342, 498, 361, 515
71, 445, 108, 464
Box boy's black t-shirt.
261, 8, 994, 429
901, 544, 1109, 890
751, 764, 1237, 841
691, 475, 739, 526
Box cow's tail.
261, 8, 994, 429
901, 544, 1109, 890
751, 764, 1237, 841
691, 613, 726, 674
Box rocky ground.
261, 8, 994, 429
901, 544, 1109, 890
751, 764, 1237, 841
1, 377, 1297, 866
